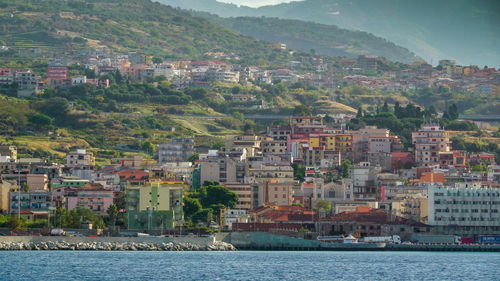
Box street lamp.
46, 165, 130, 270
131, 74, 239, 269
17, 162, 22, 220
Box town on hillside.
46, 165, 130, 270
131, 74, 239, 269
0, 113, 499, 242
1, 49, 499, 98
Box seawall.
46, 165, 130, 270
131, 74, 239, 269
224, 232, 500, 252
0, 236, 236, 251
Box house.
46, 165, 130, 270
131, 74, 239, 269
14, 70, 40, 97
0, 145, 17, 160
222, 209, 249, 230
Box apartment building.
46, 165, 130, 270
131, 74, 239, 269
158, 138, 195, 163
248, 164, 295, 207
223, 183, 252, 210
412, 125, 451, 167
350, 162, 382, 200
427, 182, 500, 236
125, 181, 184, 230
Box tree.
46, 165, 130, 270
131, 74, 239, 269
29, 113, 52, 130
185, 88, 207, 100
7, 216, 24, 232
315, 200, 333, 215
356, 106, 363, 118
140, 141, 156, 155
292, 162, 305, 181
394, 102, 401, 118
381, 101, 390, 113
442, 110, 451, 120
35, 97, 70, 121
448, 104, 459, 120
293, 105, 312, 116
232, 112, 244, 121
21, 182, 29, 192
231, 86, 241, 94
341, 160, 351, 178
183, 197, 202, 220
107, 204, 119, 227
427, 105, 437, 117
191, 208, 212, 225
188, 153, 199, 163
65, 207, 105, 229
199, 183, 238, 210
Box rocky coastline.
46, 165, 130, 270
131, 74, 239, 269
0, 240, 236, 251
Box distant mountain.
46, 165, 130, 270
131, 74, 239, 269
158, 0, 500, 66
193, 12, 420, 63
0, 0, 289, 63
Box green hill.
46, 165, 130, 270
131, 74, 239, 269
160, 0, 500, 67
194, 13, 420, 63
0, 0, 290, 63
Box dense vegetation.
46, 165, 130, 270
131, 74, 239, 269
0, 0, 291, 64
183, 181, 238, 227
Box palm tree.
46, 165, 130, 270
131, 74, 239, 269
107, 204, 119, 227
8, 216, 24, 233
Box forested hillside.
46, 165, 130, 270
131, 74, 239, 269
0, 0, 290, 64
194, 13, 420, 63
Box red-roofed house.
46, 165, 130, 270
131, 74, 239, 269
317, 208, 429, 240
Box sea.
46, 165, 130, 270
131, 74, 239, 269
1, 251, 499, 281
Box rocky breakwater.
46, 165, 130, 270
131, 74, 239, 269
0, 240, 237, 251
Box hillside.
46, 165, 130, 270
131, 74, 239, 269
159, 0, 500, 67
0, 0, 290, 64
194, 13, 420, 63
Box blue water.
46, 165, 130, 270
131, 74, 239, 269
1, 251, 499, 280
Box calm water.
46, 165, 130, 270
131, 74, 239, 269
1, 251, 499, 280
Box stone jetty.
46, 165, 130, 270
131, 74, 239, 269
0, 240, 236, 251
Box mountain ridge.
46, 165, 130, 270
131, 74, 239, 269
158, 0, 500, 67
191, 11, 421, 63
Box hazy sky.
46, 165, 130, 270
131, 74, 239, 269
218, 0, 303, 7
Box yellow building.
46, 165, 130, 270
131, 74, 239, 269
126, 181, 186, 230
308, 134, 336, 150
335, 134, 353, 152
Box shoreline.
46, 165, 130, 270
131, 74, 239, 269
0, 236, 236, 251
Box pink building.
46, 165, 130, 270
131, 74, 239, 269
66, 189, 114, 215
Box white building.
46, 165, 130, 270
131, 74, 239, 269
488, 166, 500, 183
350, 162, 382, 200
223, 209, 249, 230
427, 183, 500, 228
158, 138, 195, 164
65, 149, 95, 167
